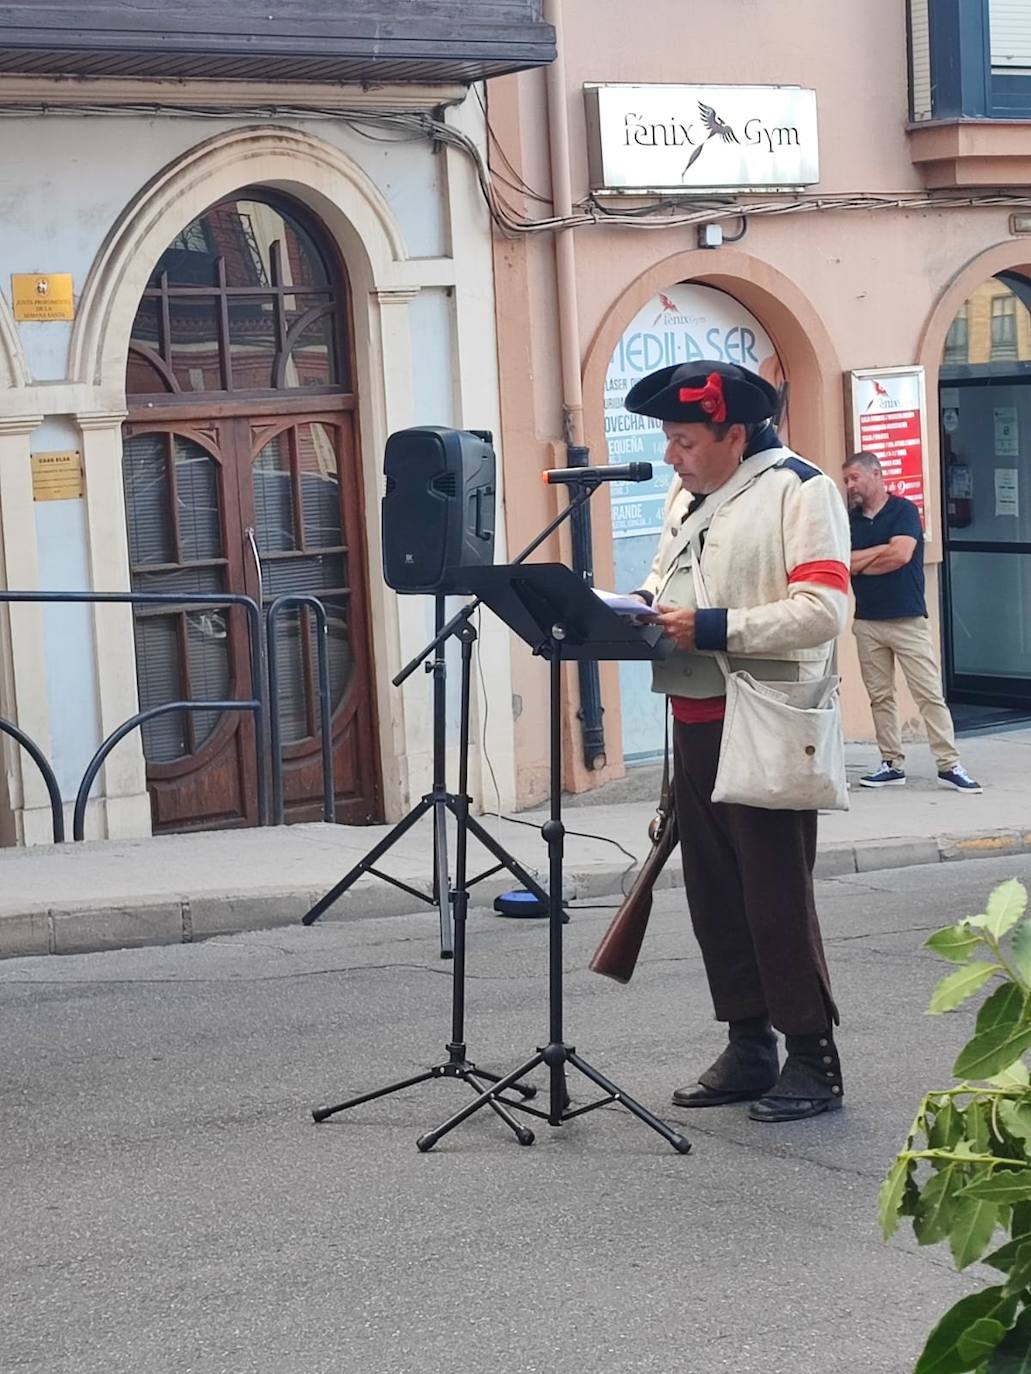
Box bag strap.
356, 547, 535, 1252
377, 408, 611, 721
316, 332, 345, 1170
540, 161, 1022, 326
659, 449, 788, 581
689, 536, 732, 683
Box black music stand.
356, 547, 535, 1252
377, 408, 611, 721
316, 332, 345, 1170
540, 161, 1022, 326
414, 563, 692, 1155
306, 486, 602, 1144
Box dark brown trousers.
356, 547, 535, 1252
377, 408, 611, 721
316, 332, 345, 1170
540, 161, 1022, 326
672, 719, 837, 1036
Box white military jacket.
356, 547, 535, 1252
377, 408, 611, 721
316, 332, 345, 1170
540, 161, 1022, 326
637, 438, 851, 699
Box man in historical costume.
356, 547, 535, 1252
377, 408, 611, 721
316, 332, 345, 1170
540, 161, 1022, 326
626, 360, 851, 1122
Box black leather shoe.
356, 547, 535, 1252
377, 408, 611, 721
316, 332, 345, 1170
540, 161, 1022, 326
672, 1024, 779, 1109
748, 1033, 843, 1123
672, 1081, 770, 1108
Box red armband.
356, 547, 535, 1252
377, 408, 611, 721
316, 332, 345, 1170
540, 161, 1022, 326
788, 560, 850, 594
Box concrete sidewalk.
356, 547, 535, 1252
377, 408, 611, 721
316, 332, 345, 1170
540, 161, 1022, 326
3, 726, 1030, 959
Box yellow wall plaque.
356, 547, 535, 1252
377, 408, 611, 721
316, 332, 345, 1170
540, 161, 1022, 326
31, 450, 83, 502
12, 273, 75, 322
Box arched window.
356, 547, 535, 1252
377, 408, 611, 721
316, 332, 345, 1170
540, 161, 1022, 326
940, 273, 1031, 376
127, 194, 345, 398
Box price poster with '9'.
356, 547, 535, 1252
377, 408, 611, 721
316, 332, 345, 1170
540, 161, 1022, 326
849, 366, 930, 539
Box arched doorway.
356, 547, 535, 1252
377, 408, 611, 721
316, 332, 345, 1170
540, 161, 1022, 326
939, 272, 1031, 715
602, 281, 786, 761
122, 190, 382, 831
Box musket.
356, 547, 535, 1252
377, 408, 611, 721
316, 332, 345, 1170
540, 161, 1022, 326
589, 798, 677, 983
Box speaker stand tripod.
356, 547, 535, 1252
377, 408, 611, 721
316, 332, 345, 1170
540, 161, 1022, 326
302, 597, 550, 957
411, 566, 691, 1155
310, 614, 537, 1142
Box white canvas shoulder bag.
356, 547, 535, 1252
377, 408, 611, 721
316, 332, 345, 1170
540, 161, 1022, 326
690, 540, 849, 812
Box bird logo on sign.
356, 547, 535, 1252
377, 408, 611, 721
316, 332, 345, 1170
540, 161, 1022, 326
683, 103, 740, 178
652, 292, 680, 326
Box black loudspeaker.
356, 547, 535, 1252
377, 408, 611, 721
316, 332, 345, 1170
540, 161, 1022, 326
382, 426, 496, 593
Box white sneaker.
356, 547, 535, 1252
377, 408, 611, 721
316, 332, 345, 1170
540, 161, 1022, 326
937, 765, 982, 794
859, 762, 906, 788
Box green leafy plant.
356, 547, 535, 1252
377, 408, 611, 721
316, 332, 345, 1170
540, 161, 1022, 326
880, 878, 1031, 1373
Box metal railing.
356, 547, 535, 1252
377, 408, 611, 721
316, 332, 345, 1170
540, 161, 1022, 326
266, 593, 335, 827
0, 591, 269, 842
0, 588, 340, 843
0, 716, 65, 842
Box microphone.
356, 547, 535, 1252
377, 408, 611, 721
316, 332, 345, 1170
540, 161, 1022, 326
542, 462, 653, 486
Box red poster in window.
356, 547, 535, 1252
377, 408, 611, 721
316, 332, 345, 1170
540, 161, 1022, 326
851, 368, 930, 535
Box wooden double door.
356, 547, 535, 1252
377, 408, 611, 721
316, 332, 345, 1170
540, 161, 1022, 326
122, 401, 381, 831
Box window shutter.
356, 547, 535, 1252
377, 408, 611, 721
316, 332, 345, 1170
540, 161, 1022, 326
910, 0, 932, 120
991, 0, 1031, 69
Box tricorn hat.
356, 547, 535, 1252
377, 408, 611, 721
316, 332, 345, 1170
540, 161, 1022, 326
624, 359, 778, 425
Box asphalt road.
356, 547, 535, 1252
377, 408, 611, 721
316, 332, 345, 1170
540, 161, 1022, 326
4, 854, 1028, 1374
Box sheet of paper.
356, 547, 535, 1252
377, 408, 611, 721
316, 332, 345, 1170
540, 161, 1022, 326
994, 407, 1019, 458
995, 467, 1019, 518
593, 589, 659, 620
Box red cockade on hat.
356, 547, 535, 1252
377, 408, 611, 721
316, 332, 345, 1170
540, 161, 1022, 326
678, 372, 727, 423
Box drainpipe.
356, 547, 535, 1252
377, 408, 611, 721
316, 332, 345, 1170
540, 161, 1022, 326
543, 0, 606, 772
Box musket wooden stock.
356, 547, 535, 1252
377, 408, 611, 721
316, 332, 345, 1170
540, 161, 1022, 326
589, 804, 678, 984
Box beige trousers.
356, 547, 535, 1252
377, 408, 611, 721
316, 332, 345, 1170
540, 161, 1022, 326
852, 617, 959, 771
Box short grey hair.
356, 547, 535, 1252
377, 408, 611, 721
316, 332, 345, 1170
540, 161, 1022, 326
843, 451, 883, 475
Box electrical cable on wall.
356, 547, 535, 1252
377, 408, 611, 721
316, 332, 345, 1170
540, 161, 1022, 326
9, 100, 1031, 239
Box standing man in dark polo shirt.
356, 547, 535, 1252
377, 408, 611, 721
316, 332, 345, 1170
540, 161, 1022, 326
843, 451, 981, 792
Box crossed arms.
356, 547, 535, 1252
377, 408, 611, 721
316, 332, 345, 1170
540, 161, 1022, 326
851, 535, 917, 576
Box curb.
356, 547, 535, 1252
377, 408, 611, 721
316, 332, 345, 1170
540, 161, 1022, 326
2, 826, 1031, 961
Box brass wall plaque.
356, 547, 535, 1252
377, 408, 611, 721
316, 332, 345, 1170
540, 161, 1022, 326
31, 450, 83, 502
12, 273, 75, 321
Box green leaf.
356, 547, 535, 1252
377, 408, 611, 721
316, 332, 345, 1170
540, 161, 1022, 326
916, 1165, 961, 1246
1012, 1200, 1031, 1235
931, 963, 1003, 1015
879, 1157, 909, 1240
986, 1306, 1031, 1372
928, 923, 988, 964
984, 882, 1028, 941
1012, 921, 1031, 989
967, 1101, 993, 1154
1001, 1241, 1031, 1298
958, 1319, 1009, 1366
989, 1061, 1030, 1090
901, 1170, 923, 1218
931, 1101, 963, 1149
977, 985, 1027, 1040
986, 1236, 1027, 1274
953, 1140, 991, 1161
962, 1169, 1031, 1205
915, 1288, 1017, 1374
955, 1022, 1031, 1082
950, 1194, 1001, 1269
999, 1101, 1031, 1148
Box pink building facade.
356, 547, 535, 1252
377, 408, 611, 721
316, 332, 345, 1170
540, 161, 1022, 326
489, 0, 1031, 803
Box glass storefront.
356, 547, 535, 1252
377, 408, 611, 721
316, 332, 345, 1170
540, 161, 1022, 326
940, 273, 1031, 705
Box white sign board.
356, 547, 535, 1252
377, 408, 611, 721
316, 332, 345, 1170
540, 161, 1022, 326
604, 283, 783, 539
585, 84, 819, 192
